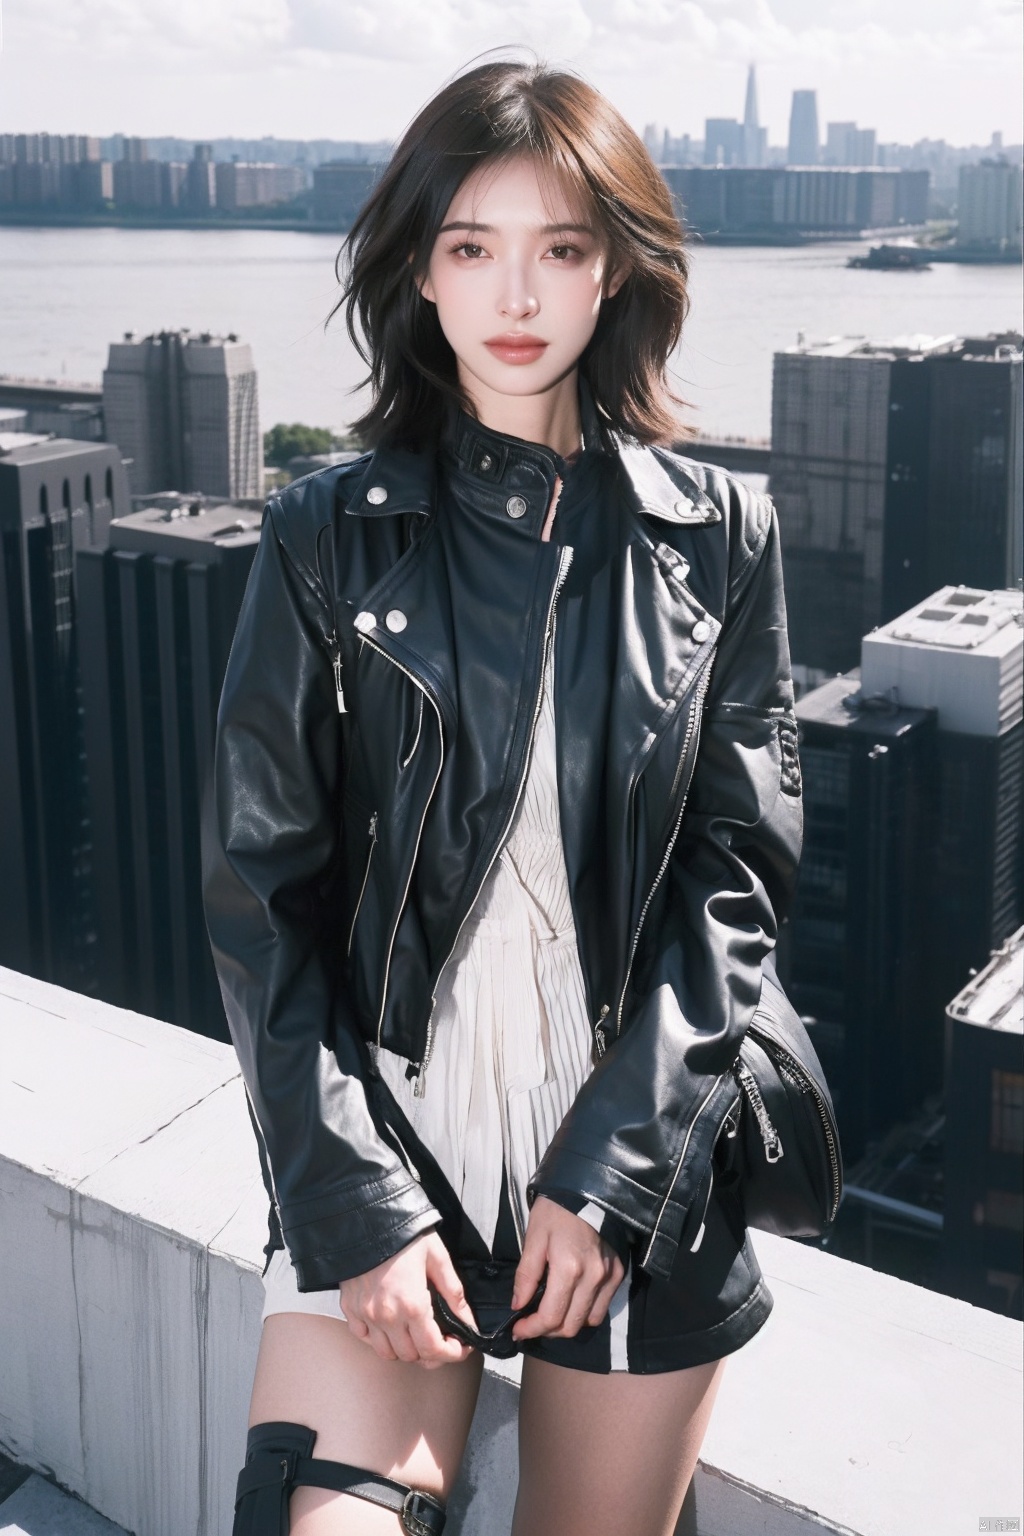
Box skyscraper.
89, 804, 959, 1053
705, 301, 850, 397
788, 90, 820, 166
77, 498, 261, 1034
0, 436, 129, 987
861, 586, 1023, 1031
957, 160, 1023, 256
102, 329, 262, 501
770, 333, 1023, 672
742, 64, 764, 168
788, 672, 937, 1160
789, 584, 1023, 1159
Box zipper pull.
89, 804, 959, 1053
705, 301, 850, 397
328, 634, 347, 713
735, 1059, 784, 1162
592, 1003, 610, 1062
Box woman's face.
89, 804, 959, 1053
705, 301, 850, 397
417, 154, 626, 405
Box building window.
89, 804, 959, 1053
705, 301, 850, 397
105, 467, 113, 503
991, 1070, 1024, 1156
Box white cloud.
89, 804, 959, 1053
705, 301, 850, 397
1, 0, 1020, 141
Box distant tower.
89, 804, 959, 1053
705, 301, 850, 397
103, 329, 261, 500
788, 90, 820, 166
743, 64, 763, 167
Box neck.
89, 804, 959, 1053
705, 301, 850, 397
456, 364, 583, 458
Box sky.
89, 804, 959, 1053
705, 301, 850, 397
1, 0, 1021, 148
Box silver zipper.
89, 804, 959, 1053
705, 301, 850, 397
687, 1094, 742, 1252
413, 543, 575, 1097
346, 811, 378, 957
747, 1020, 842, 1222
327, 632, 347, 713
734, 1058, 784, 1162
400, 692, 424, 770
641, 1069, 730, 1269
357, 634, 446, 1048
593, 1002, 611, 1060
614, 660, 714, 1037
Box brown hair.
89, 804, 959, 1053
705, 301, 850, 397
331, 57, 692, 450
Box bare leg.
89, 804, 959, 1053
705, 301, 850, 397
512, 1354, 726, 1536
248, 1314, 484, 1534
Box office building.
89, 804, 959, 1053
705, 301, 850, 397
957, 160, 1023, 256
183, 144, 216, 213
0, 437, 129, 989
662, 166, 928, 240
861, 586, 1023, 1015
788, 90, 820, 166
788, 672, 938, 1160
0, 377, 105, 440
77, 500, 261, 1034
704, 119, 743, 167
942, 926, 1023, 1319
824, 123, 877, 167
214, 162, 307, 211
102, 329, 261, 500
770, 333, 1023, 672
312, 161, 380, 227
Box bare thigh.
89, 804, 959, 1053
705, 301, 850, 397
248, 1314, 484, 1535
512, 1354, 727, 1536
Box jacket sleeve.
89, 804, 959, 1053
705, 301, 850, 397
530, 492, 803, 1280
201, 500, 441, 1290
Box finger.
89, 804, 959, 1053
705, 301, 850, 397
425, 1243, 478, 1332
365, 1324, 400, 1362
346, 1314, 370, 1342
511, 1236, 548, 1311
586, 1261, 627, 1328
514, 1262, 577, 1341
407, 1304, 471, 1366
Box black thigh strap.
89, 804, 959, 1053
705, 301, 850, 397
235, 1422, 446, 1536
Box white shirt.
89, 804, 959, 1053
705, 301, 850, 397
376, 636, 594, 1248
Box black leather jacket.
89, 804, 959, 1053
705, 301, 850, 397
201, 385, 803, 1291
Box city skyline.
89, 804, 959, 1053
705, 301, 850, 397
1, 0, 1021, 149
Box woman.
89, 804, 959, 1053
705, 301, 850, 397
203, 56, 803, 1536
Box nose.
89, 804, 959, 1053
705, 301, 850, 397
498, 262, 539, 321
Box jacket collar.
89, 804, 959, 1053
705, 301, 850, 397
344, 377, 719, 528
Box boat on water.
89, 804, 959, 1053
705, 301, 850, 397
847, 243, 933, 270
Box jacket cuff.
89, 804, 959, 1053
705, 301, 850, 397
282, 1172, 442, 1290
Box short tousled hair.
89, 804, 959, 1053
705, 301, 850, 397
332, 56, 692, 451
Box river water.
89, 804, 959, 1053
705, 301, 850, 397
1, 226, 1020, 440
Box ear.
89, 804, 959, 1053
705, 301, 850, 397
605, 262, 629, 300
408, 252, 436, 304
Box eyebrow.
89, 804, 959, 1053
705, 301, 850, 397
437, 220, 596, 236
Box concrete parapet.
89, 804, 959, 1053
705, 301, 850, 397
1, 965, 1020, 1535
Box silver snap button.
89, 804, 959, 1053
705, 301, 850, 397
479, 454, 494, 472
385, 608, 407, 633
366, 485, 388, 505
691, 619, 711, 644
506, 495, 528, 519
353, 611, 376, 633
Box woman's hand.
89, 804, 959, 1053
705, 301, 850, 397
511, 1196, 626, 1342
340, 1230, 479, 1369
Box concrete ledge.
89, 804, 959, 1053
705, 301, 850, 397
1, 966, 1021, 1536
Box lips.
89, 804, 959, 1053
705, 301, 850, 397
484, 334, 549, 365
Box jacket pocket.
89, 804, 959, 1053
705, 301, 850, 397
347, 807, 379, 957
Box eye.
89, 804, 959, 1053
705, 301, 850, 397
547, 242, 584, 262
451, 241, 486, 259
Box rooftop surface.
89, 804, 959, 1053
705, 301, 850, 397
947, 925, 1024, 1034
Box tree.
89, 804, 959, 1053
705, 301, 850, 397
263, 423, 339, 466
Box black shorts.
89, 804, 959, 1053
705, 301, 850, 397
373, 1076, 774, 1377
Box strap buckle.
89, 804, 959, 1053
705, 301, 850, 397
402, 1487, 446, 1535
